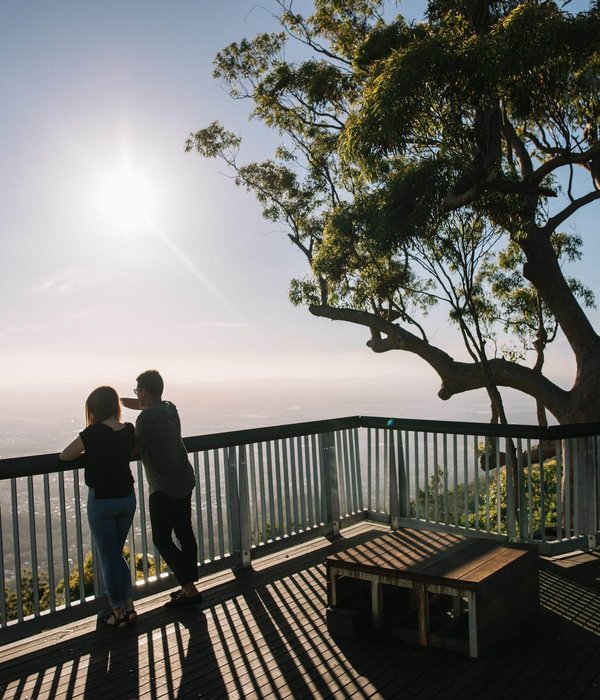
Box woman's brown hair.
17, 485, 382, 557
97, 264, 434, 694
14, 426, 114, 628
85, 386, 121, 426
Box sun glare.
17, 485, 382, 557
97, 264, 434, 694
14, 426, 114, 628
98, 168, 154, 230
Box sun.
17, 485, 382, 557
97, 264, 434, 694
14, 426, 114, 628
97, 167, 155, 230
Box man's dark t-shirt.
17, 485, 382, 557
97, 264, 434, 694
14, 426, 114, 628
80, 422, 135, 499
136, 401, 195, 498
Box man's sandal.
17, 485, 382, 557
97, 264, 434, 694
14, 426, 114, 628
124, 609, 137, 624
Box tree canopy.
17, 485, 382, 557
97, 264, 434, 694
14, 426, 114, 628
188, 0, 600, 424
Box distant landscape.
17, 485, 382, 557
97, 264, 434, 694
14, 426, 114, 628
0, 376, 545, 459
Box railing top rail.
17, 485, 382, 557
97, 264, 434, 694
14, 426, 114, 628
3, 414, 600, 480
183, 415, 361, 452
0, 416, 362, 479
360, 416, 600, 440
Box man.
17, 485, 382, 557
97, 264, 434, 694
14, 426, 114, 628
122, 369, 202, 608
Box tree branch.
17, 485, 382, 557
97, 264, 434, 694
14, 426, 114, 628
309, 303, 570, 419
541, 190, 600, 234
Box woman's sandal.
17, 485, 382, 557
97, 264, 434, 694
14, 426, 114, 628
100, 611, 129, 629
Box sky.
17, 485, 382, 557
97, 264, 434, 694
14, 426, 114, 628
1, 0, 598, 434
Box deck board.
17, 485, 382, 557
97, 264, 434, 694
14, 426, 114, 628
2, 522, 600, 699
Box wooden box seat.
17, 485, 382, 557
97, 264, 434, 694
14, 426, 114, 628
325, 527, 539, 657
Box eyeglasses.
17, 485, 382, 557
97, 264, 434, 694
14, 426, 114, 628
134, 388, 145, 396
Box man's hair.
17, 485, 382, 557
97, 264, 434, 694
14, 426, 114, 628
136, 369, 164, 399
85, 386, 121, 426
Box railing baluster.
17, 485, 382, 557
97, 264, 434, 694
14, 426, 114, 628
397, 430, 407, 518
72, 470, 86, 602
135, 461, 148, 580
538, 441, 545, 543
367, 428, 373, 512
473, 435, 480, 531
204, 451, 214, 560
0, 490, 6, 626
348, 428, 363, 513
404, 430, 411, 519
266, 442, 277, 539
238, 446, 251, 568
300, 437, 308, 528
27, 475, 39, 616
414, 432, 420, 521
423, 432, 429, 521
11, 478, 23, 620
433, 434, 439, 523
554, 439, 562, 539
463, 435, 468, 529
453, 434, 458, 528
258, 443, 268, 543
505, 438, 516, 540
219, 448, 230, 556
496, 440, 502, 535
484, 439, 490, 532
389, 430, 399, 530
334, 432, 343, 516
58, 471, 70, 607
41, 474, 56, 612
343, 430, 354, 514
375, 428, 381, 513
193, 452, 205, 563
297, 437, 306, 530
281, 439, 292, 536
443, 434, 449, 526
274, 440, 285, 538
527, 439, 534, 541
248, 444, 259, 545
516, 438, 527, 539
310, 434, 320, 525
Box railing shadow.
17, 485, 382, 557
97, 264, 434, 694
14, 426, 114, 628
4, 525, 600, 698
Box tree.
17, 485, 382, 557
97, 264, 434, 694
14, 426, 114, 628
3, 568, 51, 622
188, 0, 600, 424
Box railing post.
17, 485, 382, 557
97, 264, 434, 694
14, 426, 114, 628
577, 437, 598, 549
227, 446, 252, 569
320, 432, 340, 538
397, 431, 409, 519
505, 442, 517, 541
388, 431, 400, 530
516, 440, 529, 540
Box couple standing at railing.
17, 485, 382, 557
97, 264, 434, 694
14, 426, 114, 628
59, 369, 203, 629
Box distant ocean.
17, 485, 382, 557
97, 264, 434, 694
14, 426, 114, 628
0, 377, 543, 460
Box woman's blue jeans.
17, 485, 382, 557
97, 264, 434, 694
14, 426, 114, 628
87, 489, 136, 610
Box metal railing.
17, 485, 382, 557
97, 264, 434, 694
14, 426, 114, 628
362, 417, 600, 550
2, 415, 600, 642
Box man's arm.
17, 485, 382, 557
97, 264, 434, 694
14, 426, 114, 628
121, 397, 142, 410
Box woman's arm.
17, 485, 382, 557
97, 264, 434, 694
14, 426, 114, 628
60, 435, 85, 461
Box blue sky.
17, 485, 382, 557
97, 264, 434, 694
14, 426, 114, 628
0, 1, 597, 409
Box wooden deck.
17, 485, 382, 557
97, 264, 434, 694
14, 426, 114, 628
2, 522, 600, 699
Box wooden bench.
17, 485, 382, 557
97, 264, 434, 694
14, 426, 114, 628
325, 527, 538, 658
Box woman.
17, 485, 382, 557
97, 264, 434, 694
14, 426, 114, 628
60, 386, 137, 628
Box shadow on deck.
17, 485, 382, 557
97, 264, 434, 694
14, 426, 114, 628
2, 522, 600, 699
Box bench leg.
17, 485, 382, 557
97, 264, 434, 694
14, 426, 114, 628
371, 578, 382, 633
467, 592, 478, 658
416, 584, 428, 647
328, 567, 337, 607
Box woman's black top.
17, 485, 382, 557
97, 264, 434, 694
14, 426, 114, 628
80, 422, 135, 499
